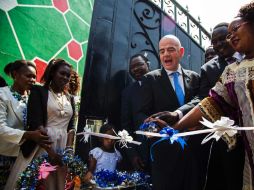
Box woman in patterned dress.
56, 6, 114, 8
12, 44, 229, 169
172, 1, 254, 189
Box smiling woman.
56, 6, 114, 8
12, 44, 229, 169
172, 1, 254, 189
5, 58, 77, 189
0, 60, 51, 189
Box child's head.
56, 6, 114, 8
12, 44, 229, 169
99, 123, 116, 151
227, 1, 254, 58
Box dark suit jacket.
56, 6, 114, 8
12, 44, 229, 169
121, 81, 151, 170
135, 67, 200, 190
121, 81, 141, 135
21, 85, 75, 158
120, 82, 145, 169
199, 56, 228, 99
136, 67, 200, 126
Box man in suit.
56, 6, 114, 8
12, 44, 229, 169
136, 35, 200, 190
199, 22, 243, 99
120, 53, 150, 171
149, 23, 245, 190
147, 23, 242, 121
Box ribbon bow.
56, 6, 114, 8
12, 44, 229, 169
80, 126, 92, 143
117, 130, 134, 148
38, 161, 58, 180
77, 129, 141, 148
200, 117, 238, 144
149, 126, 186, 161
159, 127, 186, 148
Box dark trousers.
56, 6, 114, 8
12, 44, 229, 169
151, 136, 201, 190
204, 136, 245, 190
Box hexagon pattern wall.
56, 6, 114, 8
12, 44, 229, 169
0, 0, 94, 83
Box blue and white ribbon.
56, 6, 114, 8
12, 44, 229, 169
136, 124, 186, 161
136, 117, 254, 146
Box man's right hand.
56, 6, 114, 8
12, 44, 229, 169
131, 156, 145, 171
145, 111, 179, 126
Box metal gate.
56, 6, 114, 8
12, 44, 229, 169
76, 0, 210, 160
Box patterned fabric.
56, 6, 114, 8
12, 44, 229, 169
89, 147, 122, 173
199, 59, 254, 189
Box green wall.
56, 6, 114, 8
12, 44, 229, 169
0, 0, 94, 84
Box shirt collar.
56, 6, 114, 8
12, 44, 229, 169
232, 52, 244, 62
225, 52, 244, 64
165, 65, 182, 76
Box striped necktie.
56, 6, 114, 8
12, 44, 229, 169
172, 72, 185, 106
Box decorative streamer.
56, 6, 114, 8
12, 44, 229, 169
17, 152, 87, 190
136, 117, 254, 145
77, 128, 141, 147
38, 162, 57, 180
142, 126, 186, 161
93, 169, 151, 189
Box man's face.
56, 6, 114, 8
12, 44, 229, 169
211, 26, 235, 59
205, 47, 216, 63
159, 37, 184, 71
129, 56, 149, 81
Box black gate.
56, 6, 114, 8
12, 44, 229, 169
76, 0, 208, 160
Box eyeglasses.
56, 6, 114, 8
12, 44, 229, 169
226, 22, 248, 41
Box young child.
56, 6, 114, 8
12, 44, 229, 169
84, 123, 122, 181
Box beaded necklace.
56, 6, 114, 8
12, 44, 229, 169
10, 86, 28, 127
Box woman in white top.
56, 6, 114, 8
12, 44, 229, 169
0, 60, 50, 188
5, 59, 76, 190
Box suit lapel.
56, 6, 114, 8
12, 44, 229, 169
8, 89, 24, 126
182, 68, 191, 103
217, 58, 228, 74
160, 68, 179, 104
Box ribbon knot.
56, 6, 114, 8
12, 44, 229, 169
117, 130, 134, 148
160, 127, 174, 137
200, 117, 238, 144
150, 125, 186, 161
77, 128, 141, 148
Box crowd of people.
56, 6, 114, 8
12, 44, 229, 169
0, 1, 254, 189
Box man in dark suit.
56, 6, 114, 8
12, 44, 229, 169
149, 23, 245, 190
199, 22, 243, 99
120, 53, 150, 171
136, 35, 200, 190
